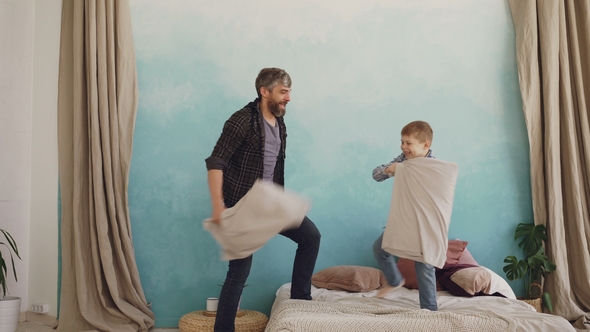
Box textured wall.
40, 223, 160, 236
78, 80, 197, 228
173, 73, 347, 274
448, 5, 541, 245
0, 0, 34, 311
128, 0, 530, 327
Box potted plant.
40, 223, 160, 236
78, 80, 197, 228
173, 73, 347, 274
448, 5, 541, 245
503, 222, 556, 313
0, 229, 22, 332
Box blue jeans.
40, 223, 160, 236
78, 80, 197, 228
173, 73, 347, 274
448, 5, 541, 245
214, 216, 321, 332
373, 233, 438, 311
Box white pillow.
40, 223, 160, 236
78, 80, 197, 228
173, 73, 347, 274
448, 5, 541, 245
484, 267, 516, 299
382, 158, 459, 268
204, 180, 310, 260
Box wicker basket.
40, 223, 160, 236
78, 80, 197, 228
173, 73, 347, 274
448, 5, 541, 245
520, 298, 542, 313
519, 282, 543, 313
179, 310, 268, 332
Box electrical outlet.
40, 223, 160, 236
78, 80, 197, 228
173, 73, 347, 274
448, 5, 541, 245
31, 303, 49, 314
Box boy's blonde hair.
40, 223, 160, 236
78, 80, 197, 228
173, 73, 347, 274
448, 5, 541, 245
401, 121, 433, 143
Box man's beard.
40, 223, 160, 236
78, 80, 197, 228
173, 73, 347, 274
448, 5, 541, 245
268, 99, 287, 117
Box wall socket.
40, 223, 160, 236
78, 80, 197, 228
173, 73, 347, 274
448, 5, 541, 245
31, 303, 49, 314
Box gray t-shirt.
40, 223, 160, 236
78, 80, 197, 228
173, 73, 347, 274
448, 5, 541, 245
262, 118, 281, 181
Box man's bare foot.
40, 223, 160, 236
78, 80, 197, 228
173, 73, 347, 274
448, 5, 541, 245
376, 279, 405, 298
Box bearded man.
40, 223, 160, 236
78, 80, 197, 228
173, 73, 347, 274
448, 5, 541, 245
205, 68, 321, 332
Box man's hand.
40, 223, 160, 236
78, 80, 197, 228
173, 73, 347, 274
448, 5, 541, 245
208, 169, 225, 224
211, 201, 226, 224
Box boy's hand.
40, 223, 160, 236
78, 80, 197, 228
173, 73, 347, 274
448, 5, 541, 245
385, 163, 397, 176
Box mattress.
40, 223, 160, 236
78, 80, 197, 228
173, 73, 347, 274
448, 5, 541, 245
267, 283, 576, 332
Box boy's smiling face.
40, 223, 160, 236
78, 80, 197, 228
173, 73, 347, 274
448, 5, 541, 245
401, 135, 431, 159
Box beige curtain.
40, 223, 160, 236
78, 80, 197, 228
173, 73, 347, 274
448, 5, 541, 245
509, 0, 590, 329
57, 0, 155, 331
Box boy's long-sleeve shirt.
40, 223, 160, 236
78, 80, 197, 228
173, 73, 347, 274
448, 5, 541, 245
372, 149, 435, 182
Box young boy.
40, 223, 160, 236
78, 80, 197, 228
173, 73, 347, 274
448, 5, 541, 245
371, 120, 438, 311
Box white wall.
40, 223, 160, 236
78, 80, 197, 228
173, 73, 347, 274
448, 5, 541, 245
29, 0, 60, 317
0, 0, 35, 312
0, 0, 60, 316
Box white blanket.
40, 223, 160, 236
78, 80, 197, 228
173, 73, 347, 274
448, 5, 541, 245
268, 283, 576, 332
382, 157, 459, 268
265, 300, 517, 332
203, 180, 310, 260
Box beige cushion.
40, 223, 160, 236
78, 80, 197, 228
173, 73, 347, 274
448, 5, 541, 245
450, 267, 492, 295
312, 266, 388, 292
382, 158, 459, 268
397, 239, 468, 290
203, 180, 310, 260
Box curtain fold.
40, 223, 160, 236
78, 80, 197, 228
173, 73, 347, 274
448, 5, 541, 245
57, 1, 155, 331
508, 0, 590, 328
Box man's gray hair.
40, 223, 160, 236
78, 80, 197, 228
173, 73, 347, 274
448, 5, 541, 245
255, 68, 291, 98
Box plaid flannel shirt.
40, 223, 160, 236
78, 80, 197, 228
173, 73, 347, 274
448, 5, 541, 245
372, 149, 435, 182
206, 99, 286, 208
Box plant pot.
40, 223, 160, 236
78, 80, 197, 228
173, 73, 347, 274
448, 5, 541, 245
529, 281, 542, 299
0, 297, 21, 332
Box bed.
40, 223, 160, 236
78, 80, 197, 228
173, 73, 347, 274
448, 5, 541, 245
267, 283, 575, 331
265, 243, 575, 332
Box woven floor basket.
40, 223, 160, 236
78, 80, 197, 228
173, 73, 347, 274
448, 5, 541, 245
520, 298, 542, 313
179, 310, 268, 332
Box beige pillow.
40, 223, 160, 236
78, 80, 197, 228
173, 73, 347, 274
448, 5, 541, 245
203, 180, 310, 260
312, 266, 388, 292
382, 158, 459, 268
397, 239, 469, 290
450, 267, 492, 295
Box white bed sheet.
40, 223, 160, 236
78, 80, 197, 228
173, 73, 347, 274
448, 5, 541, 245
269, 283, 575, 332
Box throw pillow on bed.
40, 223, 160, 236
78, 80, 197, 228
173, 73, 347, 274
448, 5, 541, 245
397, 240, 472, 290
311, 265, 388, 292
456, 247, 479, 266
397, 258, 445, 291
445, 240, 469, 264
450, 266, 492, 295
435, 263, 496, 297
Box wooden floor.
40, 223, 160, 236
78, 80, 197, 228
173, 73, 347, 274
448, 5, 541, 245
17, 321, 180, 332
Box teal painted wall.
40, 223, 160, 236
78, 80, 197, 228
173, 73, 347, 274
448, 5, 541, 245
128, 0, 531, 327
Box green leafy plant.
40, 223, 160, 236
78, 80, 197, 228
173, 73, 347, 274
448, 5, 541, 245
503, 223, 556, 313
0, 229, 21, 298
